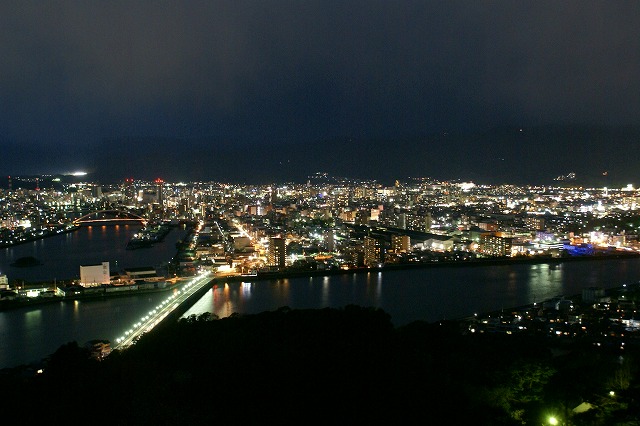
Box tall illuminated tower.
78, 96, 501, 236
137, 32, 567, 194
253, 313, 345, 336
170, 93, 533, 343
364, 235, 384, 266
268, 237, 286, 268
155, 178, 164, 207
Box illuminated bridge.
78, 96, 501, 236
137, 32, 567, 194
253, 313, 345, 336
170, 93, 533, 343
114, 272, 214, 350
73, 210, 147, 225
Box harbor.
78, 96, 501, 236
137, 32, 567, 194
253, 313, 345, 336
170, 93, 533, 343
126, 222, 172, 249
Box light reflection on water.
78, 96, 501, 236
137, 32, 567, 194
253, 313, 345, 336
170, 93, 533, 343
376, 271, 383, 302
0, 224, 187, 282
526, 264, 563, 304
241, 282, 252, 299
4, 257, 640, 369
322, 276, 330, 306
25, 309, 42, 330
180, 258, 640, 327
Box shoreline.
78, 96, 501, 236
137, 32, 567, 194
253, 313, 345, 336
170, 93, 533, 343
2, 251, 638, 312
0, 282, 182, 312
0, 224, 80, 249
236, 251, 640, 282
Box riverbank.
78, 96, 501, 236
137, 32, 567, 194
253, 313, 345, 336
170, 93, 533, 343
0, 223, 79, 249
2, 251, 638, 312
238, 251, 640, 282
0, 280, 186, 312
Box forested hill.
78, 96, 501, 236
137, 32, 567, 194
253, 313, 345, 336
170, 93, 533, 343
2, 305, 639, 425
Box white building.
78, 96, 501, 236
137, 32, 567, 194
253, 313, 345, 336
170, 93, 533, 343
0, 274, 8, 290
80, 262, 110, 286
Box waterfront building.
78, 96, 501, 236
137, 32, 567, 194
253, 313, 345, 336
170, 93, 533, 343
364, 235, 385, 266
80, 262, 110, 286
0, 274, 8, 289
391, 234, 410, 253
124, 266, 158, 281
480, 234, 513, 257
268, 237, 286, 268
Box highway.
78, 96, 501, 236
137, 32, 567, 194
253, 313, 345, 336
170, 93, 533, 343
114, 271, 214, 350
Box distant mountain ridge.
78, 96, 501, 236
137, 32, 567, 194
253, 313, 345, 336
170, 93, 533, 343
2, 125, 638, 186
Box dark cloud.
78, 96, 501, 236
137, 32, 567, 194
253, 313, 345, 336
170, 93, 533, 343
1, 1, 639, 183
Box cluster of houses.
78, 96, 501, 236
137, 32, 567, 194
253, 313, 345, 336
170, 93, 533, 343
466, 283, 640, 349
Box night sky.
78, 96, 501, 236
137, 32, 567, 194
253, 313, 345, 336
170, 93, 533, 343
1, 2, 639, 186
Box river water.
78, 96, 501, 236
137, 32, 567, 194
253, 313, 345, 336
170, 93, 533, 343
0, 223, 184, 283
183, 257, 640, 326
2, 225, 640, 369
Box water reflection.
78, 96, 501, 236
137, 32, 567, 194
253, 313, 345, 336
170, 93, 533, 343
507, 270, 518, 292
217, 283, 235, 318
241, 282, 252, 298
25, 309, 42, 329
322, 276, 330, 305
7, 257, 640, 369
1, 224, 186, 282
527, 264, 563, 303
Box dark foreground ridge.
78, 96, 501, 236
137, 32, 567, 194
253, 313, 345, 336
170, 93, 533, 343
2, 305, 639, 425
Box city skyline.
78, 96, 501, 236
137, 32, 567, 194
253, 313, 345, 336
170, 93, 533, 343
1, 2, 639, 185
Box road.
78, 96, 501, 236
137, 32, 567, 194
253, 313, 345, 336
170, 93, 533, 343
114, 271, 214, 350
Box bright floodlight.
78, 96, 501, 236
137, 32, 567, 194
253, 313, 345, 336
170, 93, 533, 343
71, 171, 87, 176
548, 416, 558, 425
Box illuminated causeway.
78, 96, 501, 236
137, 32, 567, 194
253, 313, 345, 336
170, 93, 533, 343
114, 271, 213, 350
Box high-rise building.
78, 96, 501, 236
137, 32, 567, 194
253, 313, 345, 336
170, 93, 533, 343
480, 234, 513, 257
155, 178, 164, 207
424, 212, 432, 232
123, 178, 135, 204
324, 230, 336, 252
268, 237, 287, 268
92, 185, 103, 199
392, 235, 410, 253
397, 213, 407, 229
364, 235, 385, 266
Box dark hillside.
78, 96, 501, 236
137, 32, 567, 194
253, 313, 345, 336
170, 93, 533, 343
1, 306, 639, 425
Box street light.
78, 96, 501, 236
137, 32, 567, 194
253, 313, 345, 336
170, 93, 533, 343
548, 416, 558, 425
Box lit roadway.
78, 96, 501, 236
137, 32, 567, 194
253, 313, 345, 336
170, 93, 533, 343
114, 271, 214, 350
